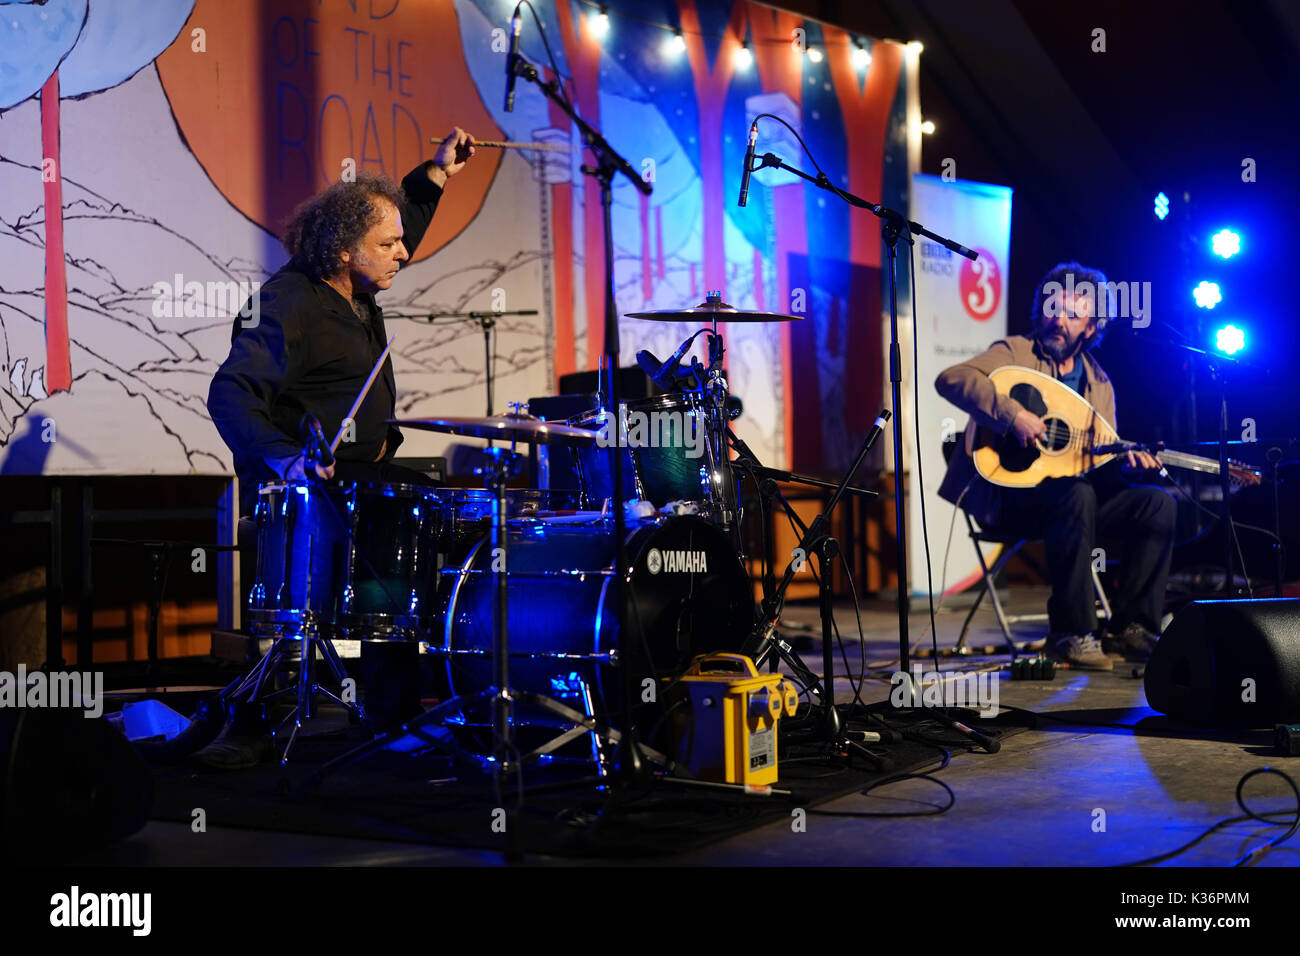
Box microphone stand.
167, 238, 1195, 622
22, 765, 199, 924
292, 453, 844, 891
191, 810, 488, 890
735, 416, 884, 739
730, 416, 889, 767
1160, 338, 1247, 597
745, 147, 977, 674
418, 309, 540, 417
508, 48, 654, 785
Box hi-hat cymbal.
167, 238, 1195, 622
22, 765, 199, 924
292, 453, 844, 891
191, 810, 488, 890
625, 293, 801, 324
388, 415, 597, 445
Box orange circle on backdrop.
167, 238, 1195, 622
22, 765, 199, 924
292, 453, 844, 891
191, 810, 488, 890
155, 0, 503, 261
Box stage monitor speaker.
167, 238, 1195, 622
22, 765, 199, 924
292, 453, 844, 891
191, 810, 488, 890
1144, 598, 1300, 727
0, 709, 154, 863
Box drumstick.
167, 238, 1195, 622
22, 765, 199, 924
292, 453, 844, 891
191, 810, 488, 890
331, 335, 395, 453
431, 137, 571, 152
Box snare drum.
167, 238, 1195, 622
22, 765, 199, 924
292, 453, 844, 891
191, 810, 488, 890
247, 482, 351, 635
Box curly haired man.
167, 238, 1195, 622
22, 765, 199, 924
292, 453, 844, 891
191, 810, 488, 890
208, 128, 475, 515
204, 130, 474, 746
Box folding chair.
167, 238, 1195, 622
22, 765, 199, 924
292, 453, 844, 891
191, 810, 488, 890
956, 511, 1112, 652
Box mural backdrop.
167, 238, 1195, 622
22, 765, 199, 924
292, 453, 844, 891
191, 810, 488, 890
0, 0, 915, 478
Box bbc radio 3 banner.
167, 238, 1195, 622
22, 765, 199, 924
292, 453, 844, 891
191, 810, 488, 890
903, 173, 1012, 598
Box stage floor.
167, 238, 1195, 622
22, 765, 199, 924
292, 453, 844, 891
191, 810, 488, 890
74, 586, 1296, 867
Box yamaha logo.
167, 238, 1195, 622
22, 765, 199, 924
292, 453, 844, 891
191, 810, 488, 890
646, 548, 707, 574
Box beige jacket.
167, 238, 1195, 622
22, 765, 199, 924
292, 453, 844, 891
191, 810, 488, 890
934, 333, 1117, 522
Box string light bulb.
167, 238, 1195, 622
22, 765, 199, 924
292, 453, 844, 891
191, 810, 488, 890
734, 41, 753, 70
590, 6, 610, 38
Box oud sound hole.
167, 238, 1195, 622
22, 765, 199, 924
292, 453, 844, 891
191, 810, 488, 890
1040, 417, 1071, 452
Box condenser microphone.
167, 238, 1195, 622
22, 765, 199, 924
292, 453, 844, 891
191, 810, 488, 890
737, 120, 757, 206
504, 8, 522, 112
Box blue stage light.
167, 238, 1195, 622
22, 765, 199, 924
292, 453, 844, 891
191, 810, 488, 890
1214, 324, 1245, 355
1192, 281, 1221, 309
1154, 192, 1169, 220
1211, 229, 1241, 258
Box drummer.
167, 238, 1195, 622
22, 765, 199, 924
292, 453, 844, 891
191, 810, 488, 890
208, 128, 476, 517
203, 130, 475, 751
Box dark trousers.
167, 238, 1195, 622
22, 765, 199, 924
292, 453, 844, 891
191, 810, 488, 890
993, 474, 1177, 636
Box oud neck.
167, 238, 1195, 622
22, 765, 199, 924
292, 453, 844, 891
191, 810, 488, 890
1157, 449, 1221, 476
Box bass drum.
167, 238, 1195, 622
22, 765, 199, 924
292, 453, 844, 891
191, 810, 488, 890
439, 515, 754, 745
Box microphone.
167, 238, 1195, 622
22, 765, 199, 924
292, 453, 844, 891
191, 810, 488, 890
737, 120, 757, 206
636, 329, 710, 389
504, 8, 522, 113
634, 348, 669, 383
300, 415, 335, 471
948, 717, 1001, 754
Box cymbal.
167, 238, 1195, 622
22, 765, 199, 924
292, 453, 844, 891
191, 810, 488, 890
625, 294, 801, 324
388, 415, 597, 445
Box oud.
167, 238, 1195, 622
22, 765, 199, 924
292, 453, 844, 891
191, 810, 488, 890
965, 366, 1260, 488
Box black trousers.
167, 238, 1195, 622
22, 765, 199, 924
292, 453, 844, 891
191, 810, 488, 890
991, 473, 1177, 636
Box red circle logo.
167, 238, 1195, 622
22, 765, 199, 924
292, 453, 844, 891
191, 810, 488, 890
959, 249, 1001, 321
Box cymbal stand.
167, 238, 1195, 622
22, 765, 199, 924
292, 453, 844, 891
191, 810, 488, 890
419, 309, 539, 417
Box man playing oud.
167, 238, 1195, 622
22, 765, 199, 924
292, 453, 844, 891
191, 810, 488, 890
935, 262, 1177, 671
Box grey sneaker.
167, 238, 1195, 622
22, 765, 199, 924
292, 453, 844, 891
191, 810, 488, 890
1107, 623, 1159, 662
1047, 633, 1113, 671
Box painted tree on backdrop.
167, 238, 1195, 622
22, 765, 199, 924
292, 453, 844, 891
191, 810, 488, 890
0, 0, 197, 397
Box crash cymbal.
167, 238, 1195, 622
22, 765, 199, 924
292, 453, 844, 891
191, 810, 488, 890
625, 291, 801, 323
388, 415, 598, 445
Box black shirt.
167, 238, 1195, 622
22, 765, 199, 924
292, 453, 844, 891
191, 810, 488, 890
207, 165, 444, 513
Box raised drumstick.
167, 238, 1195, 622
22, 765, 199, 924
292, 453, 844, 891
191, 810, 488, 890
431, 137, 570, 152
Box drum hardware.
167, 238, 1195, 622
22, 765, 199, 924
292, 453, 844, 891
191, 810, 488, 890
737, 410, 889, 752
224, 532, 368, 764
308, 416, 683, 796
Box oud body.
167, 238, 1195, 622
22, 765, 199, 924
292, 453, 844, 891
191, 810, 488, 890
965, 366, 1118, 488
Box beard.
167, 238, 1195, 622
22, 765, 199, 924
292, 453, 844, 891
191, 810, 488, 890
1039, 327, 1080, 363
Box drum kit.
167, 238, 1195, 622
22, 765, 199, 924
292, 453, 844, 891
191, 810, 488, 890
226, 295, 880, 779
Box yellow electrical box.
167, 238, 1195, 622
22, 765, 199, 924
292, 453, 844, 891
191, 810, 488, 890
667, 653, 799, 787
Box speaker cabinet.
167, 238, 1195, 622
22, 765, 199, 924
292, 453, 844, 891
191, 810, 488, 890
1144, 598, 1300, 726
